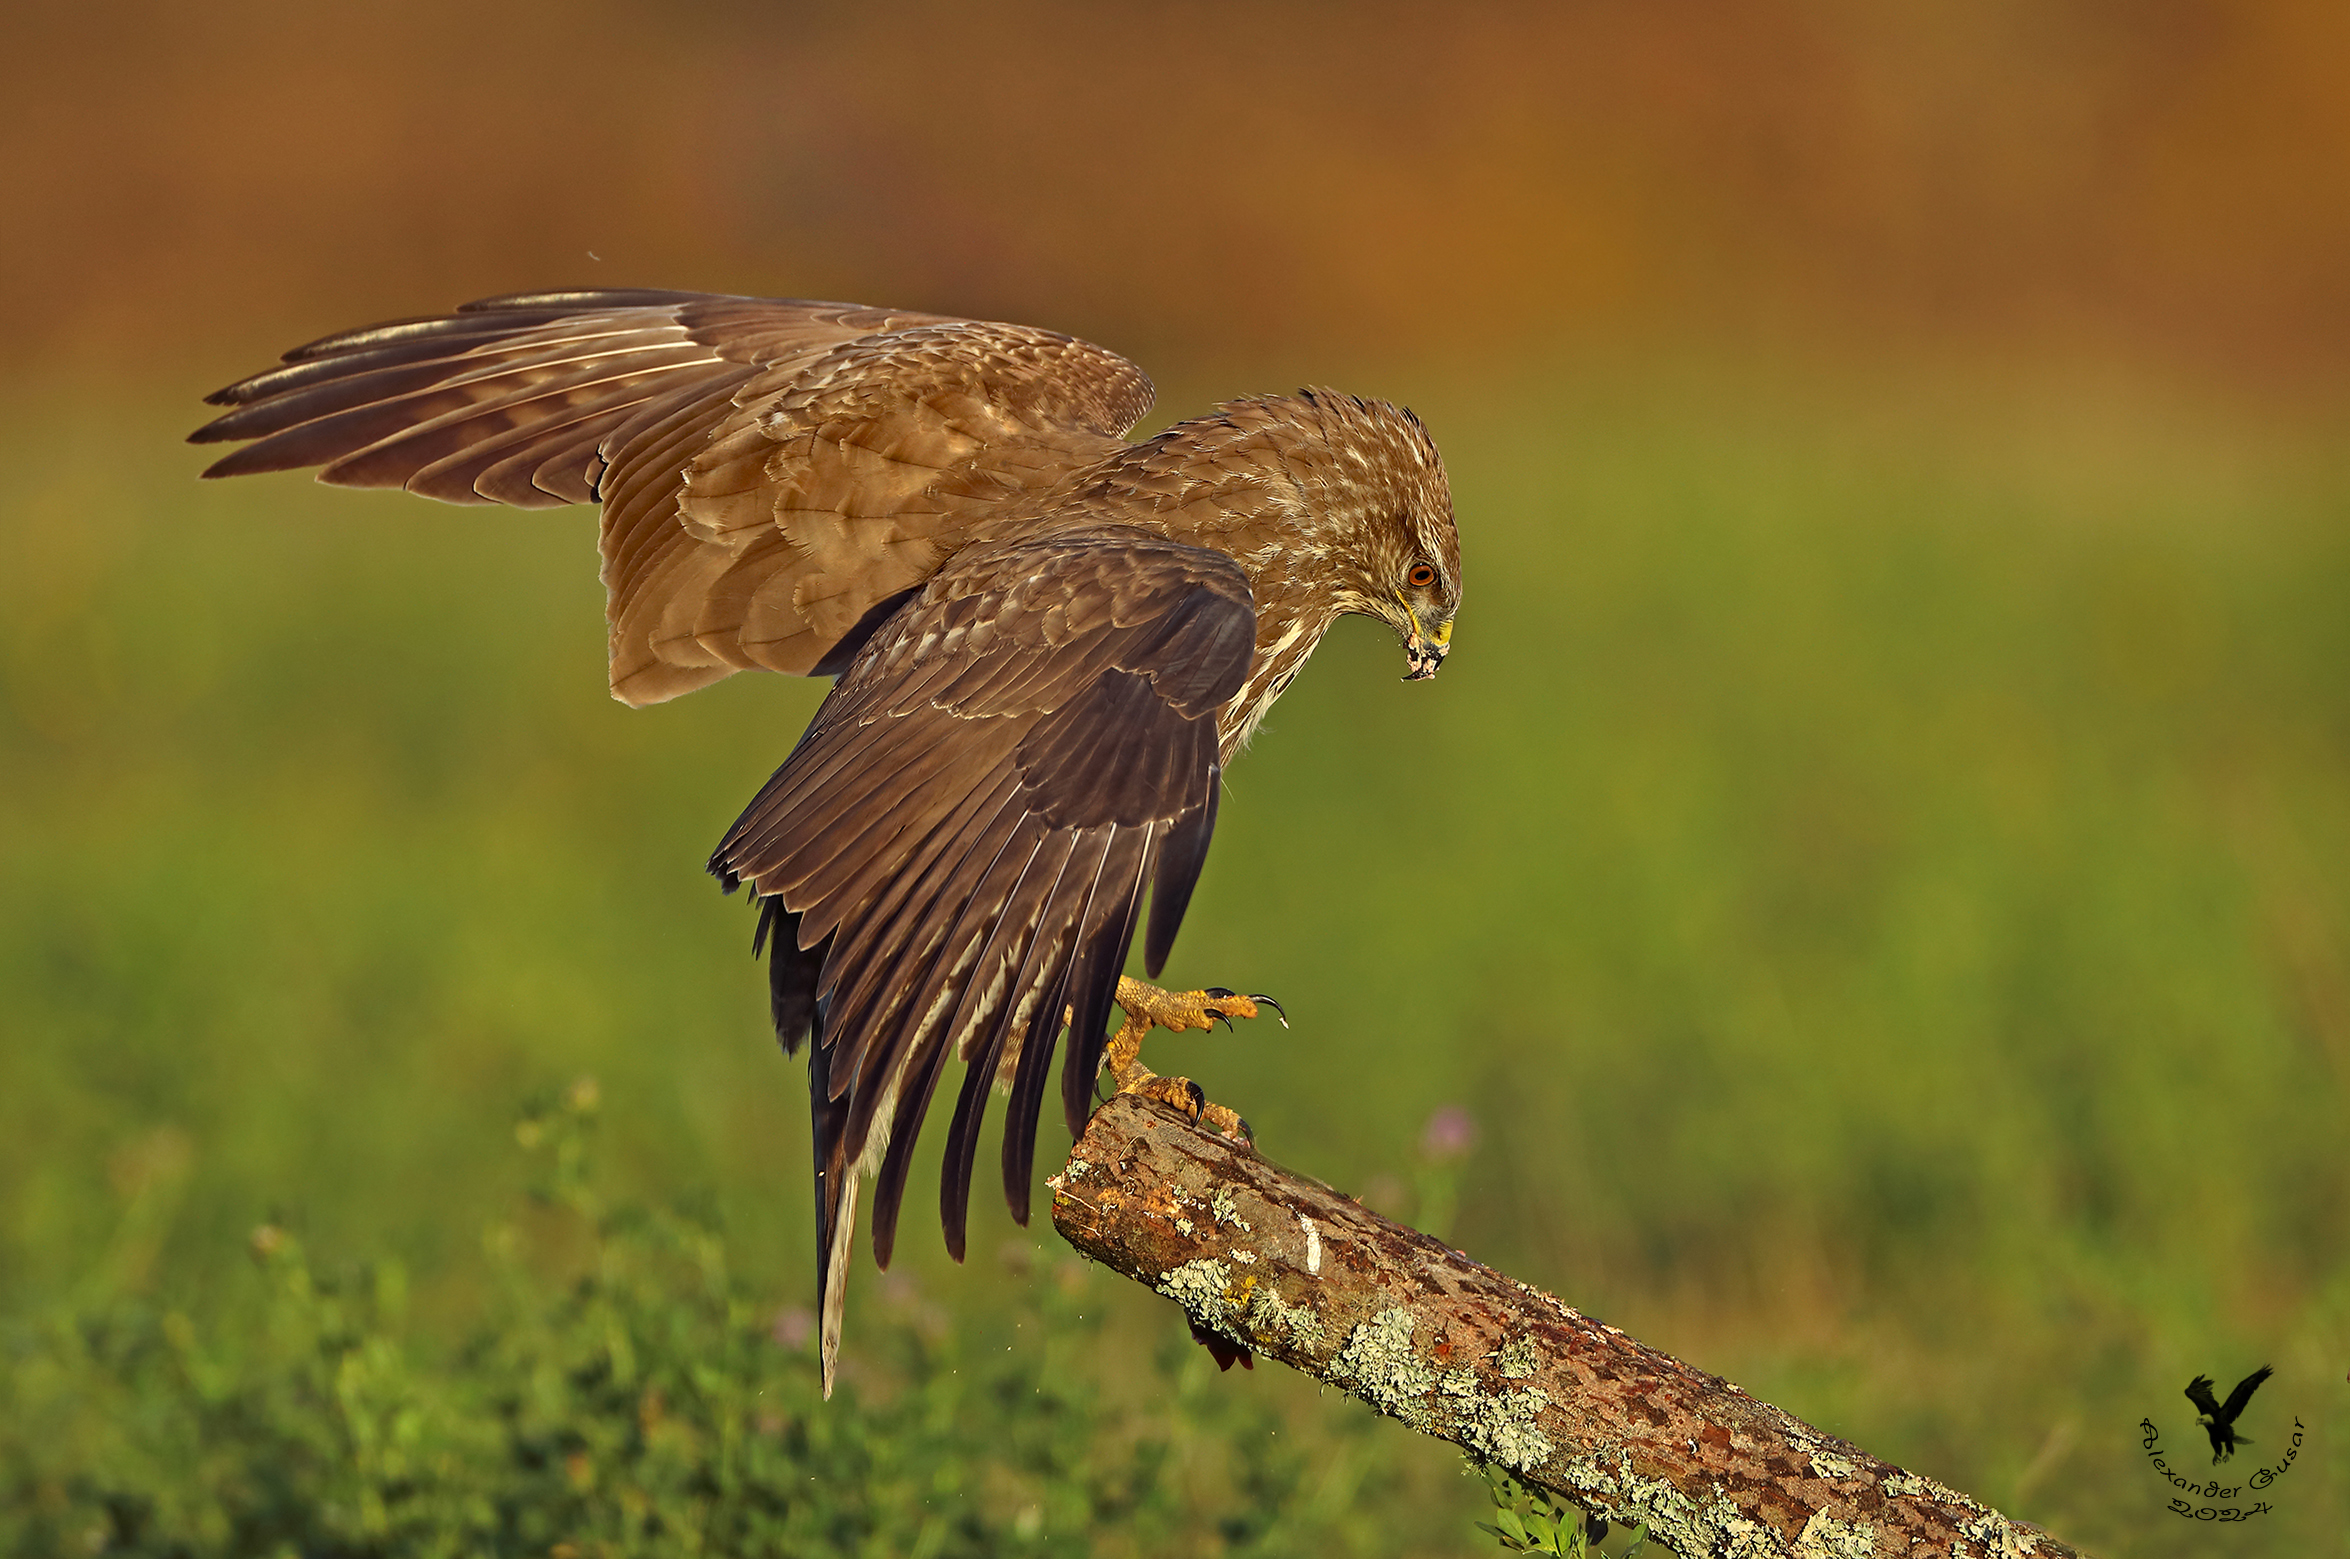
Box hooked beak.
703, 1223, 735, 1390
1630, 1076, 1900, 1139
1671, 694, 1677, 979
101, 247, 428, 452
1401, 612, 1452, 681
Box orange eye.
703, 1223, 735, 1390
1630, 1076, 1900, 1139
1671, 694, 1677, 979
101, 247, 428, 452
1407, 564, 1437, 589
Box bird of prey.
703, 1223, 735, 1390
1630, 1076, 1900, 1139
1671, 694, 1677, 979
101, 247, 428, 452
191, 289, 1461, 1394
2184, 1366, 2272, 1463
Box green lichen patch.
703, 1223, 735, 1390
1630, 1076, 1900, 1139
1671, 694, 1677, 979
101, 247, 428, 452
1453, 1382, 1554, 1472
1806, 1446, 1858, 1481
1332, 1308, 1440, 1429
1884, 1470, 1974, 1511
1558, 1446, 1723, 1556
1154, 1258, 1236, 1326
1794, 1510, 1880, 1556
1246, 1285, 1326, 1353
1332, 1310, 1556, 1473
1962, 1508, 2043, 1556
1209, 1184, 1250, 1230
1495, 1335, 1539, 1379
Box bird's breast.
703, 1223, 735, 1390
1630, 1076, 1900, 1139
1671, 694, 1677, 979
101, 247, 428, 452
1218, 615, 1330, 755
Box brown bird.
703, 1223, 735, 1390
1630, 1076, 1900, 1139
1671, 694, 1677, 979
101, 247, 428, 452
191, 289, 1461, 1392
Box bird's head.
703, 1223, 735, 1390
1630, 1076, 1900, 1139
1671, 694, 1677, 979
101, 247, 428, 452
1279, 390, 1461, 680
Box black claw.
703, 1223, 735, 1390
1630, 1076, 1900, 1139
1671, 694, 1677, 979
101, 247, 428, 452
1231, 1116, 1254, 1145
1183, 1079, 1206, 1117
1248, 994, 1288, 1028
1203, 985, 1237, 999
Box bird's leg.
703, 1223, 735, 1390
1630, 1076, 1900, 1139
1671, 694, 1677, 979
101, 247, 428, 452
1099, 976, 1283, 1143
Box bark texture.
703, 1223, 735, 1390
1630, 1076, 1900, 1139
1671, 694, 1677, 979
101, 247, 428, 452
1050, 1095, 2091, 1559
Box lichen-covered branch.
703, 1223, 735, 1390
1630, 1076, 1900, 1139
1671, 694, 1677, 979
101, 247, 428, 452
1050, 1096, 2091, 1559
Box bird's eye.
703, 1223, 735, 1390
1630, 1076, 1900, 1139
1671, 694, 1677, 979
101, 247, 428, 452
1407, 564, 1437, 589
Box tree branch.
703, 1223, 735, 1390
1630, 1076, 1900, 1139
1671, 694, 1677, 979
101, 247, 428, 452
1050, 1095, 2091, 1559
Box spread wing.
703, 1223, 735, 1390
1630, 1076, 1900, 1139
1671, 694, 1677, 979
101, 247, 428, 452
707, 527, 1253, 1395
2184, 1375, 2223, 1417
191, 289, 1157, 704
2222, 1366, 2273, 1422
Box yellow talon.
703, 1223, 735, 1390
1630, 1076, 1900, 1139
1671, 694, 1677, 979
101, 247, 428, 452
1096, 977, 1281, 1142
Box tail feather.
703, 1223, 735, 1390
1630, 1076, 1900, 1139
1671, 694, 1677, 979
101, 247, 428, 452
807, 1001, 856, 1400
818, 1174, 860, 1401
757, 897, 826, 1056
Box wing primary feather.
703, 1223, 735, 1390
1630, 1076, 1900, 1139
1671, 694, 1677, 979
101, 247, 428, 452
404, 400, 633, 506
709, 724, 892, 893
525, 430, 612, 504
999, 929, 1081, 1225
802, 795, 1012, 1060
1058, 829, 1153, 1140
194, 354, 509, 438
984, 826, 1107, 1226
927, 828, 1064, 1079
833, 782, 1037, 1170
739, 725, 981, 912
453, 287, 719, 315
203, 306, 607, 400
936, 827, 1090, 1217
711, 700, 969, 905
907, 827, 1099, 1232
813, 776, 1027, 1086
1009, 822, 1148, 1217
281, 298, 674, 361
864, 1006, 965, 1273
310, 360, 716, 489
714, 688, 980, 893
937, 827, 1106, 1258
864, 819, 1051, 1269
203, 349, 714, 482
1143, 768, 1220, 977
194, 326, 698, 442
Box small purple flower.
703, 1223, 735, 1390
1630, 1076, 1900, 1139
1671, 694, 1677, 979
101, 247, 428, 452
1420, 1105, 1478, 1164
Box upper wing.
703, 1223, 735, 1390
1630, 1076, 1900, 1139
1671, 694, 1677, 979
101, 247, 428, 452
2184, 1375, 2222, 1416
707, 526, 1253, 1394
191, 289, 1157, 704
2222, 1365, 2273, 1421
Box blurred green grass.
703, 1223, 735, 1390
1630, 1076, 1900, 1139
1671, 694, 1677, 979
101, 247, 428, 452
4, 362, 2347, 1555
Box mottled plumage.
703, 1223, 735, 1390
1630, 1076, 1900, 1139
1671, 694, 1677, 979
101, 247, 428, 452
194, 290, 1461, 1392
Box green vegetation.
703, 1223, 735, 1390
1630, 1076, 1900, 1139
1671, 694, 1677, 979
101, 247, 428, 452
1471, 1463, 1636, 1557
4, 364, 2347, 1554
4, 1081, 1404, 1557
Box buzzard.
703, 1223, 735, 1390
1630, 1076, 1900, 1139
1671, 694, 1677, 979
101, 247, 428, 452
2185, 1366, 2272, 1463
191, 290, 1461, 1392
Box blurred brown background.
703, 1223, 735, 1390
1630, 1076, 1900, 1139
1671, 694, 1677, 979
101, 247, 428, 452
9, 0, 2350, 386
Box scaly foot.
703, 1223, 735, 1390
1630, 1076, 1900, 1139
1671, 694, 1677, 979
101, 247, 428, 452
1101, 977, 1284, 1143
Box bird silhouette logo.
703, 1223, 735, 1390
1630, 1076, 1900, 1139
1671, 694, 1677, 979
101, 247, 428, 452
2184, 1366, 2273, 1463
